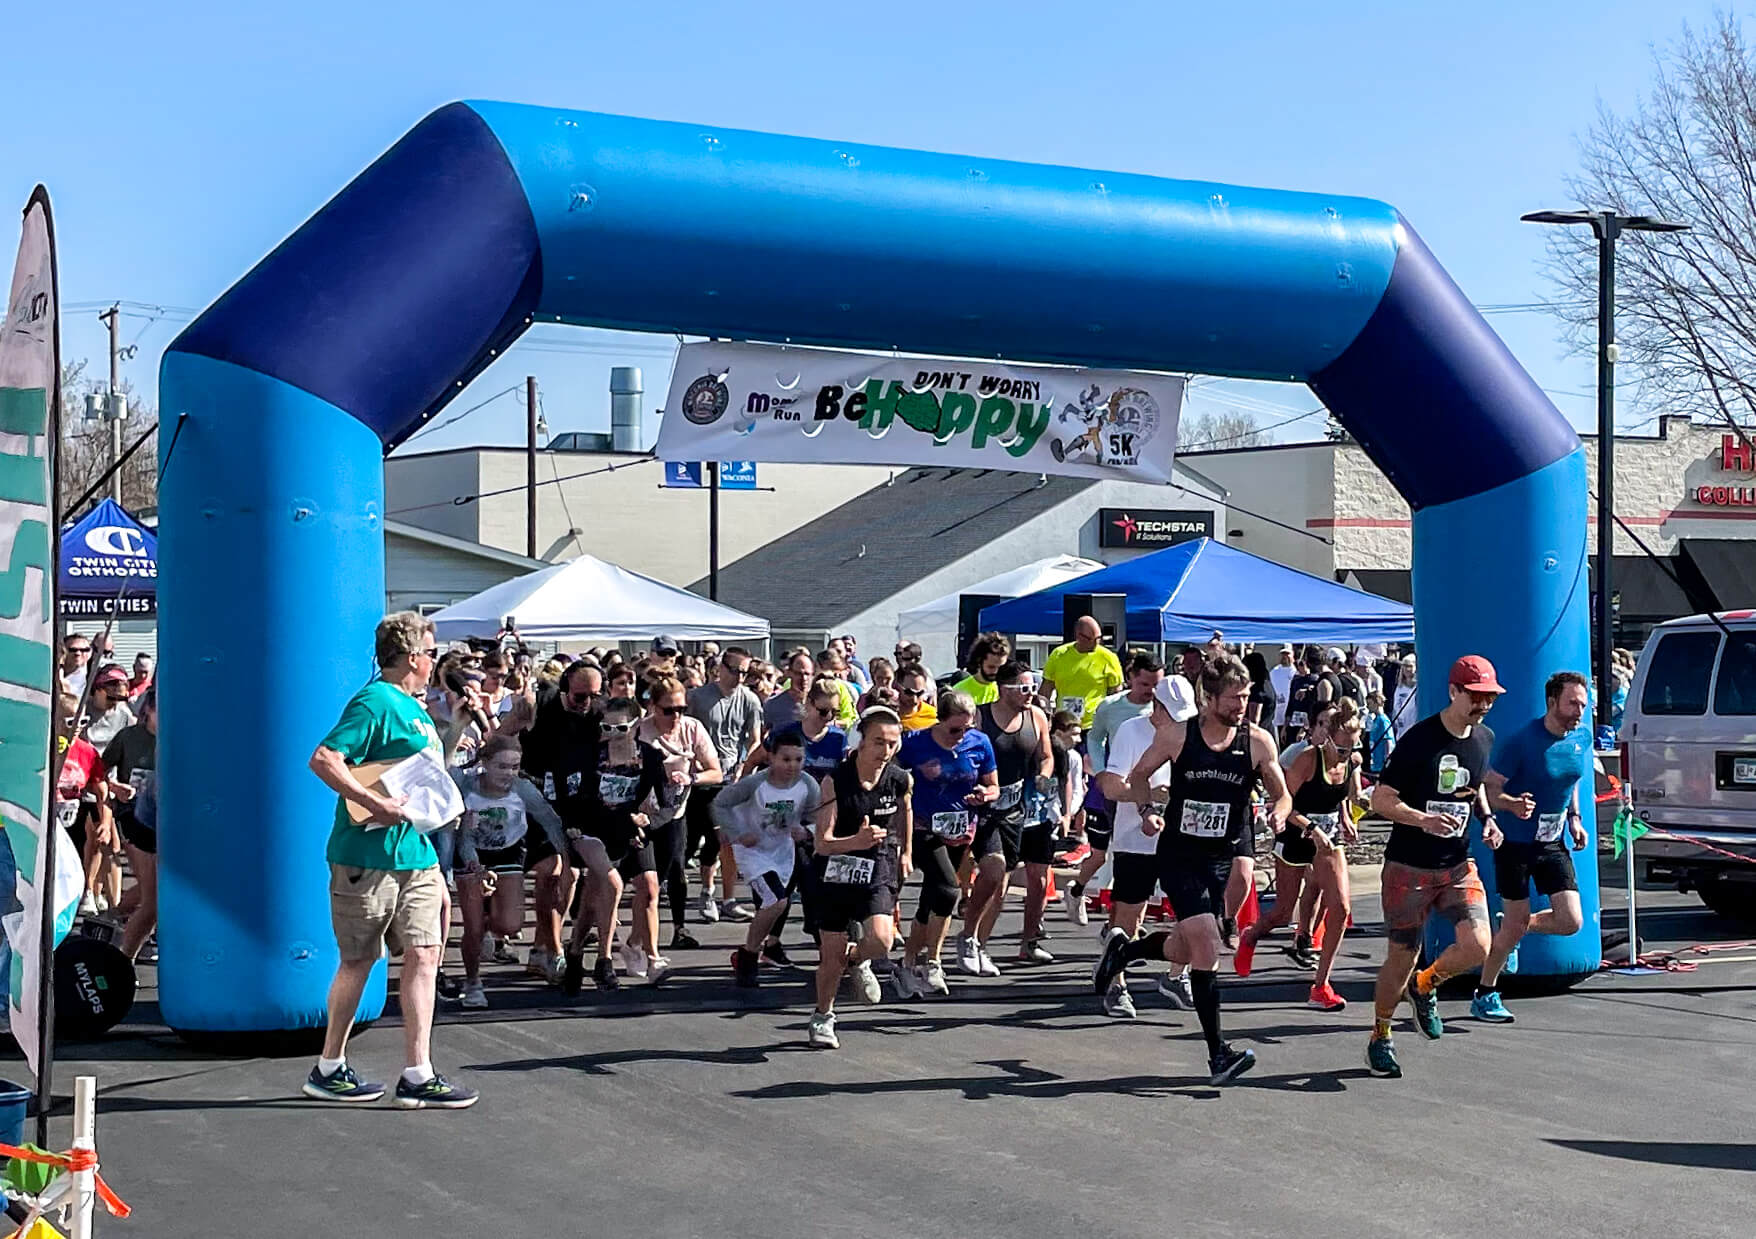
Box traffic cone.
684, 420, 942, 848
1237, 884, 1261, 932
1045, 869, 1057, 900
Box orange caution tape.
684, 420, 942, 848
0, 1142, 130, 1219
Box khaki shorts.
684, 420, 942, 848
329, 864, 445, 962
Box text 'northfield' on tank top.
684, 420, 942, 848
1166, 716, 1254, 852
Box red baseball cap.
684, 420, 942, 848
1447, 655, 1503, 694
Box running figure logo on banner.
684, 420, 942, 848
658, 341, 1185, 483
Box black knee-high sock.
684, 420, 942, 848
1191, 969, 1224, 1056
1120, 930, 1170, 964
667, 866, 689, 928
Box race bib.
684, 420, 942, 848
822, 855, 875, 885
1179, 800, 1230, 839
1535, 812, 1566, 843
931, 810, 971, 840
1425, 800, 1470, 837
1059, 695, 1085, 719
993, 781, 1024, 811
55, 799, 79, 830
598, 771, 639, 807
1288, 711, 1308, 729
1306, 812, 1339, 838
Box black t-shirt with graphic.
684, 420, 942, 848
1380, 713, 1495, 870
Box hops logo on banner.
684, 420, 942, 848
658, 342, 1184, 483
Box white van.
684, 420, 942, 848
1623, 611, 1756, 921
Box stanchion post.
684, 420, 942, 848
68, 1075, 95, 1239
1625, 823, 1638, 968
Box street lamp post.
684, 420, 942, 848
1521, 209, 1690, 739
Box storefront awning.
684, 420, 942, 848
1678, 539, 1756, 610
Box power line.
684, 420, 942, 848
404, 383, 524, 443
387, 454, 660, 516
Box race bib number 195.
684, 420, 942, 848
822, 855, 876, 885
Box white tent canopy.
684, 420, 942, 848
897, 555, 1105, 672
430, 553, 769, 644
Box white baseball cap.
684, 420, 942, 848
1154, 674, 1198, 722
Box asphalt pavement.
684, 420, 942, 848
23, 874, 1756, 1239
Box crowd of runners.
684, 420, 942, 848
107, 606, 1587, 1110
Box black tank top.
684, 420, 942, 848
826, 757, 908, 884
1166, 716, 1255, 854
980, 702, 1038, 814
1291, 746, 1349, 818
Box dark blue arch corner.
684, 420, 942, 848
1308, 220, 1579, 510
169, 101, 541, 447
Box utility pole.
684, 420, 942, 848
1522, 209, 1689, 739
526, 375, 538, 560
709, 461, 720, 600
99, 303, 122, 503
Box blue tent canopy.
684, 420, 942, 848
978, 537, 1413, 645
58, 498, 157, 619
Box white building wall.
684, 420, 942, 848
1183, 446, 1336, 576
386, 451, 482, 542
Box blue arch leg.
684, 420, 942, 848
1415, 449, 1599, 978
158, 353, 389, 1030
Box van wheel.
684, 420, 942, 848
1698, 878, 1756, 924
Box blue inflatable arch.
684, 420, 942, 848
159, 102, 1592, 1032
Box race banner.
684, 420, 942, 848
657, 342, 1185, 482
0, 187, 79, 1077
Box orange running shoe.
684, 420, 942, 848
1307, 982, 1346, 1011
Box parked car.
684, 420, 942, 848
1622, 611, 1756, 921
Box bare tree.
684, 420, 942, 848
57, 359, 158, 519
1180, 409, 1267, 451
1546, 13, 1756, 433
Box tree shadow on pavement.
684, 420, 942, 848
1546, 1139, 1756, 1171
470, 1043, 815, 1075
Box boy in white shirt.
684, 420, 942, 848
712, 729, 822, 987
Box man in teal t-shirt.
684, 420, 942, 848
302, 612, 478, 1111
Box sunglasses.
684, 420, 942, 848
419, 647, 439, 658
943, 724, 970, 737
897, 686, 922, 698
603, 722, 634, 735
659, 705, 687, 717
809, 703, 834, 716
1002, 682, 1035, 693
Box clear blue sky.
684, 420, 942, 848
1, 0, 1733, 453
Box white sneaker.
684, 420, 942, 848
807, 1012, 839, 1049
892, 958, 923, 1000
921, 959, 950, 995
720, 899, 755, 923
977, 945, 1001, 978
78, 893, 98, 918
955, 934, 981, 976
623, 949, 650, 980
645, 955, 670, 984
460, 980, 488, 1009
1018, 939, 1055, 965
1103, 984, 1138, 1019
699, 893, 720, 924
852, 960, 882, 1004
1063, 886, 1089, 926
1158, 970, 1195, 1010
